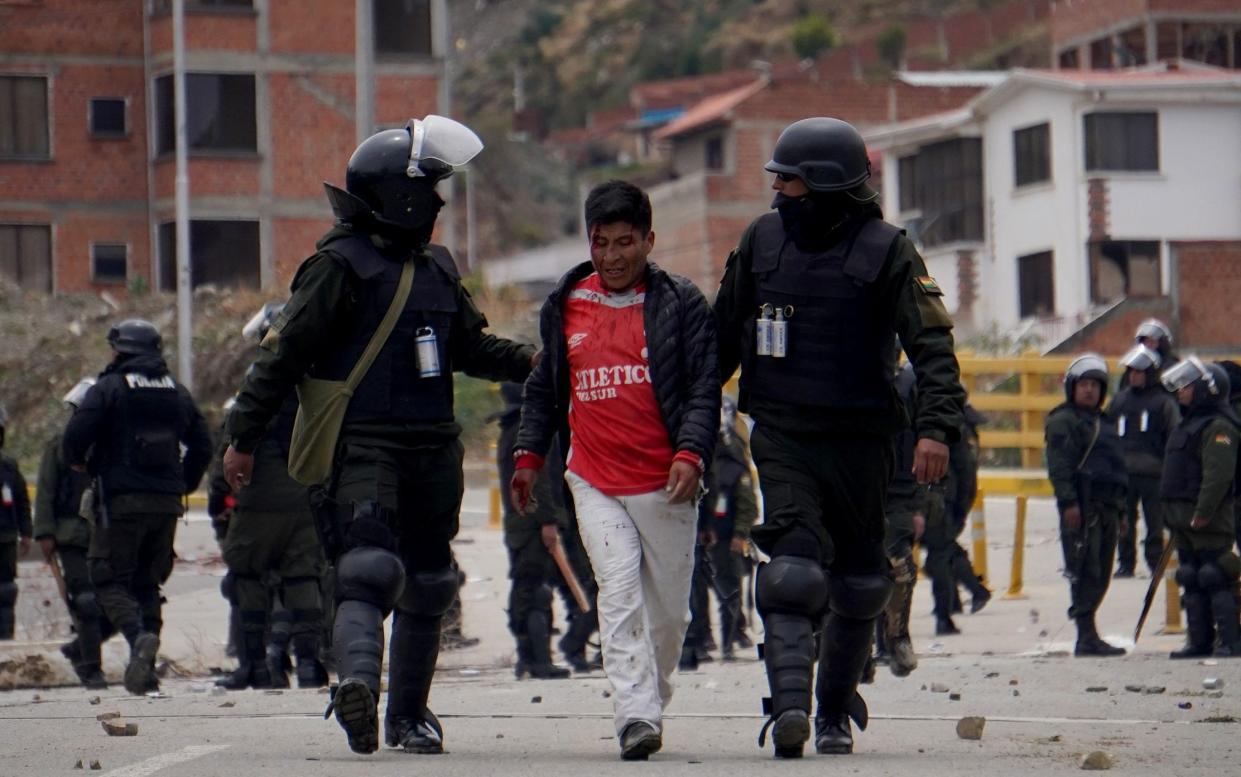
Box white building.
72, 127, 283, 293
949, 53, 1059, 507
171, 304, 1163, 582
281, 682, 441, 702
866, 65, 1241, 347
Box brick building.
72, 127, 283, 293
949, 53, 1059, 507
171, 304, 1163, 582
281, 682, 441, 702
0, 0, 443, 294
1052, 0, 1241, 70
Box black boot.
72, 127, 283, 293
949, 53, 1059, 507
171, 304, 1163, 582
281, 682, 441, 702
525, 611, 570, 679
1209, 588, 1241, 657
292, 632, 329, 688
217, 630, 273, 690
814, 613, 873, 755
383, 612, 444, 754
328, 600, 384, 754
0, 605, 14, 640
558, 608, 599, 672
122, 631, 160, 696
1074, 615, 1125, 657
935, 616, 960, 635
757, 613, 816, 759
1171, 589, 1215, 659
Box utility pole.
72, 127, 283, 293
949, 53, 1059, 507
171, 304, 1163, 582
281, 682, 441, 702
173, 0, 193, 391
355, 0, 374, 144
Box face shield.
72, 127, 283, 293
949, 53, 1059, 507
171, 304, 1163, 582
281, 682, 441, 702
405, 115, 484, 179
1135, 318, 1171, 345
62, 378, 97, 410
1119, 344, 1161, 373
1161, 355, 1211, 393
1066, 354, 1108, 384
242, 301, 285, 344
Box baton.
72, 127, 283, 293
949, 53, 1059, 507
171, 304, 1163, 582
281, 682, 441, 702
1134, 540, 1176, 643
47, 550, 70, 614
548, 531, 591, 614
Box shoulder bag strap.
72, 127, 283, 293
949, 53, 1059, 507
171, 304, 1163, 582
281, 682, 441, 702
344, 258, 415, 391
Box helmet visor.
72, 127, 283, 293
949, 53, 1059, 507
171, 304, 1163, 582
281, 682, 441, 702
407, 115, 483, 176
1135, 319, 1170, 343
1161, 356, 1208, 393
1119, 344, 1161, 372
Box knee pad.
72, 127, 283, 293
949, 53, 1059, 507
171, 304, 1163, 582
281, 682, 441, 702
1216, 551, 1241, 582
336, 547, 405, 615
1198, 562, 1230, 593
530, 583, 553, 610
828, 573, 894, 620
1175, 562, 1200, 591
756, 555, 827, 618
0, 581, 16, 606
395, 566, 459, 617
347, 501, 397, 553
73, 591, 102, 621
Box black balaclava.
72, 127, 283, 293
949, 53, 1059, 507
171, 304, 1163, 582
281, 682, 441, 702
772, 190, 876, 251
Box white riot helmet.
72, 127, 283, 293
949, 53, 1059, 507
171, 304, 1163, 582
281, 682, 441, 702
1134, 318, 1172, 347
1119, 344, 1161, 373
1064, 353, 1109, 405
62, 378, 97, 410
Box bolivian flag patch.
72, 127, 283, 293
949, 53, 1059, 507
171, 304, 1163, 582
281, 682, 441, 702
1214, 433, 1233, 446
915, 276, 943, 295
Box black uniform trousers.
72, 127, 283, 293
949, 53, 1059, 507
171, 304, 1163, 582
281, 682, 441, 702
504, 521, 556, 637
1059, 501, 1122, 620
88, 512, 177, 645
58, 544, 115, 666
1118, 474, 1165, 574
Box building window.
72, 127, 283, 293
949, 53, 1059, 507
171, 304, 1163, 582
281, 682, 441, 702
1084, 112, 1158, 172
704, 135, 724, 171
158, 220, 260, 290
897, 155, 918, 212
0, 75, 50, 158
1017, 250, 1054, 318
901, 137, 983, 248
374, 0, 432, 58
92, 243, 127, 284
151, 0, 254, 13
155, 73, 257, 155
1013, 122, 1050, 187
1089, 240, 1160, 304
90, 98, 127, 137
1058, 48, 1079, 69
0, 223, 52, 293
1089, 38, 1112, 69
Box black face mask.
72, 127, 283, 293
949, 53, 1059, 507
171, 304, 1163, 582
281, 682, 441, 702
368, 180, 445, 250
771, 192, 851, 250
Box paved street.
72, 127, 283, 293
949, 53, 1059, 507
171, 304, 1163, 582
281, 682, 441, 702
2, 489, 1239, 776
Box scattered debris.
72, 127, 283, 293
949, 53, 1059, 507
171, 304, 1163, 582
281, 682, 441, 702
96, 712, 121, 721
930, 683, 950, 693
1179, 702, 1193, 710
602, 690, 611, 698
263, 690, 283, 695
1038, 630, 1049, 638
1203, 678, 1224, 690
985, 672, 1000, 679
1009, 679, 1019, 686
949, 692, 962, 701
531, 696, 542, 704
1086, 687, 1108, 693
88, 696, 101, 705
90, 761, 101, 771
101, 718, 138, 736
74, 760, 83, 769
1029, 608, 1040, 623
1208, 691, 1223, 699
31, 693, 41, 702
1080, 751, 1114, 770
1124, 685, 1145, 693
956, 717, 985, 740
1201, 659, 1218, 667
1012, 690, 1020, 697
219, 701, 235, 708
1143, 686, 1166, 695
1197, 715, 1237, 723
496, 734, 505, 739
1047, 735, 1062, 743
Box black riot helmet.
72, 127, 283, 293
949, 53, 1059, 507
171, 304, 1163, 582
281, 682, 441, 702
324, 115, 483, 236
1162, 355, 1230, 408
107, 319, 162, 356
242, 300, 285, 344
764, 117, 872, 194
1063, 353, 1110, 405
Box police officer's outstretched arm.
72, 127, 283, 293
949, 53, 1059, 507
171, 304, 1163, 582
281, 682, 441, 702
450, 286, 536, 383
510, 298, 561, 514
886, 235, 965, 482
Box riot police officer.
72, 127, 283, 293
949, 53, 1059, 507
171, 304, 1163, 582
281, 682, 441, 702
495, 382, 570, 679
1044, 354, 1128, 657
1135, 318, 1177, 366
223, 116, 535, 756
217, 303, 329, 690
0, 406, 32, 640
1160, 357, 1241, 658
63, 320, 213, 694
714, 117, 965, 757
1108, 344, 1179, 577
34, 379, 111, 687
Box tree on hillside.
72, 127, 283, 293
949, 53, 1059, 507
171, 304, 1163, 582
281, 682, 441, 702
791, 12, 838, 60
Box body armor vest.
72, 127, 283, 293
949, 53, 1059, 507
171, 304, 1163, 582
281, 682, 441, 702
741, 212, 900, 409
1112, 387, 1171, 462
1161, 412, 1238, 501
54, 447, 91, 520
105, 371, 186, 496
311, 233, 459, 426
1080, 412, 1128, 494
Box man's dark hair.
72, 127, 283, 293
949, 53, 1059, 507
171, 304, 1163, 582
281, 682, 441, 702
585, 180, 652, 236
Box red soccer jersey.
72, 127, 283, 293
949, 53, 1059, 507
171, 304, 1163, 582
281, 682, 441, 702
562, 273, 675, 496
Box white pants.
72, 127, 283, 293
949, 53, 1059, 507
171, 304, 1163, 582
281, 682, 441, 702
566, 471, 697, 737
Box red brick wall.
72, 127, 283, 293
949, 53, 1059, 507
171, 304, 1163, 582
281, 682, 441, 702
1051, 0, 1148, 45
149, 10, 257, 54
0, 0, 143, 56
153, 158, 261, 199
1176, 241, 1241, 349
375, 73, 439, 127
270, 72, 355, 199
273, 217, 333, 287
1068, 306, 1159, 355
1087, 178, 1109, 240
53, 214, 151, 293
269, 0, 354, 56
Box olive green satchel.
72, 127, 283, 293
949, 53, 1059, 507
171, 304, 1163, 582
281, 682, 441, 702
287, 259, 413, 485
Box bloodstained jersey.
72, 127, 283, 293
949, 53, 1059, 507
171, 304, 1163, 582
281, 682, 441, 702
562, 273, 675, 496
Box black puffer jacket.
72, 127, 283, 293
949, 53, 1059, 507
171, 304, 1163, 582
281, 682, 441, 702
516, 260, 720, 476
